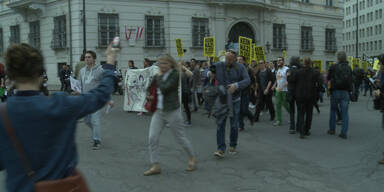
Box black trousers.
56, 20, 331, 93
182, 92, 191, 122
254, 93, 275, 120
296, 100, 314, 136
288, 96, 298, 131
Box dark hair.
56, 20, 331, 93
238, 56, 246, 61
337, 51, 347, 63
5, 43, 44, 83
85, 50, 97, 60
227, 49, 237, 56
80, 54, 85, 61
289, 56, 300, 67
378, 54, 384, 65
128, 60, 134, 65
303, 57, 312, 68
277, 57, 284, 62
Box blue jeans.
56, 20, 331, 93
329, 90, 349, 135
216, 100, 241, 151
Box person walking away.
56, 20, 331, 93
0, 43, 119, 192
144, 54, 196, 176
352, 64, 364, 101
287, 56, 301, 133
254, 60, 275, 122
191, 59, 201, 111
209, 50, 250, 158
291, 57, 323, 138
181, 61, 193, 125
327, 51, 353, 139
237, 56, 254, 131
272, 57, 290, 126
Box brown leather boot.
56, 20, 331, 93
144, 163, 161, 176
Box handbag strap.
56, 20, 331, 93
0, 103, 36, 178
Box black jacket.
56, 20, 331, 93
292, 67, 322, 103
287, 65, 300, 97
255, 68, 274, 96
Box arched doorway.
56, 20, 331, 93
227, 22, 255, 49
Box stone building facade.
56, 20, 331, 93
0, 0, 343, 85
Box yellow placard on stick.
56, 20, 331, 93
282, 50, 287, 62
175, 38, 184, 57
312, 60, 322, 72
250, 44, 256, 62
362, 61, 369, 72
238, 36, 252, 64
373, 58, 380, 71
351, 58, 360, 70
255, 46, 266, 63
204, 37, 215, 57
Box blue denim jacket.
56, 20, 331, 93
0, 64, 116, 192
212, 62, 250, 101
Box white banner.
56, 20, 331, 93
124, 66, 159, 112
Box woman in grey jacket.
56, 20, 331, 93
144, 55, 196, 176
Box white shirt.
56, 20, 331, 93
276, 66, 289, 92
156, 69, 173, 110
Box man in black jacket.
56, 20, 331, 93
327, 51, 353, 139
291, 57, 323, 138
287, 56, 301, 134
254, 60, 275, 122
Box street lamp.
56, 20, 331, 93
82, 0, 86, 54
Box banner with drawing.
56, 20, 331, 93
124, 65, 159, 112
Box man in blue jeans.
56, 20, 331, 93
209, 50, 250, 158
327, 51, 353, 139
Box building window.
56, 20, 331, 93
192, 18, 209, 47
379, 40, 382, 50
145, 15, 165, 47
380, 9, 383, 18
375, 41, 378, 50
325, 28, 336, 51
10, 25, 20, 44
370, 41, 373, 50
302, 0, 309, 3
326, 0, 333, 6
301, 26, 313, 51
273, 24, 287, 49
0, 28, 3, 54
52, 15, 66, 49
29, 21, 40, 49
98, 13, 119, 47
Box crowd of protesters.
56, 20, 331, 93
0, 40, 384, 192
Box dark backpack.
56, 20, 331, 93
333, 63, 352, 90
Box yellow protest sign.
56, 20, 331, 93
238, 36, 252, 64
312, 60, 322, 72
362, 61, 369, 72
204, 37, 215, 57
250, 44, 256, 62
255, 46, 266, 63
282, 50, 287, 62
351, 58, 360, 70
175, 38, 184, 57
373, 58, 380, 71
